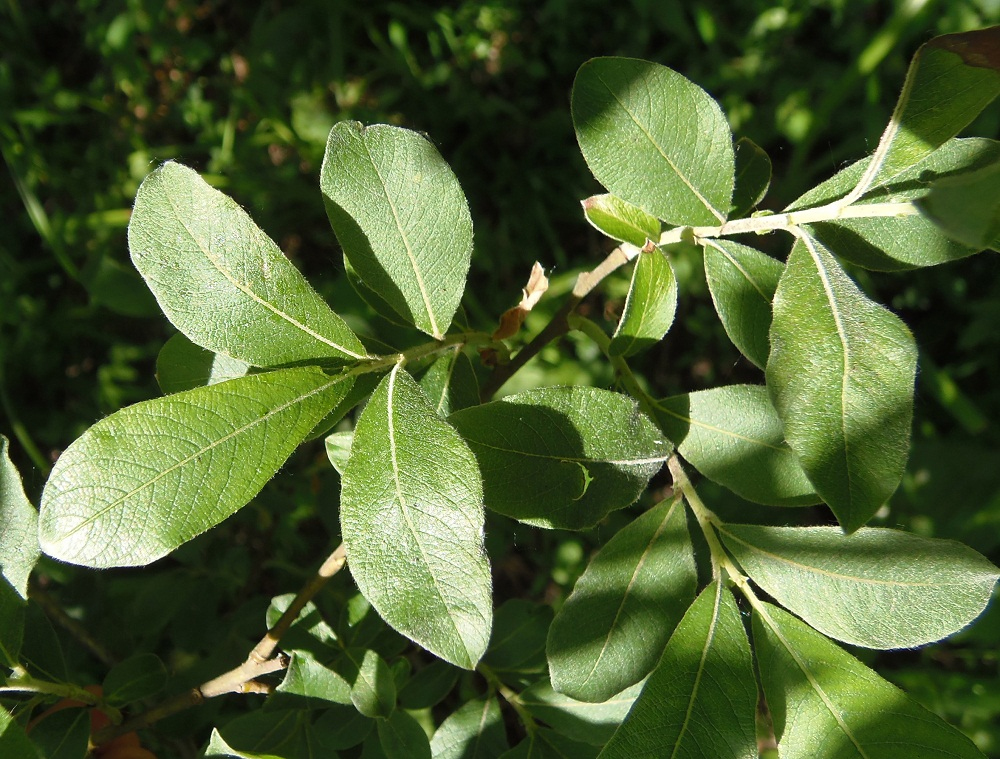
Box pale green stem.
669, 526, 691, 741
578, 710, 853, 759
479, 663, 537, 735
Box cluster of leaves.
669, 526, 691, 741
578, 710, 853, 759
3, 19, 1000, 759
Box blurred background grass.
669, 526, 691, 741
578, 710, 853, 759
2, 0, 1000, 755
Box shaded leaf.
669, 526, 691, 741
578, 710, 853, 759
521, 679, 643, 746
449, 387, 669, 530
102, 652, 168, 706
720, 524, 1000, 649
40, 368, 353, 567
379, 709, 431, 759
23, 708, 89, 759
341, 365, 492, 669
321, 122, 473, 338
206, 709, 338, 758
766, 234, 917, 531
0, 709, 40, 759
398, 660, 459, 710
655, 385, 818, 507
753, 601, 987, 759
482, 599, 552, 684
547, 497, 695, 702
731, 137, 772, 217
129, 161, 367, 366
314, 706, 374, 750
349, 649, 396, 719
0, 579, 24, 668
702, 240, 782, 369
272, 651, 353, 709
609, 250, 678, 358
599, 581, 757, 759
156, 332, 249, 395
917, 158, 1000, 250
582, 194, 661, 247
500, 728, 600, 759
419, 349, 481, 417
572, 58, 734, 226
430, 695, 508, 759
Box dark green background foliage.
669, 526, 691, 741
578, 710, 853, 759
2, 1, 1000, 756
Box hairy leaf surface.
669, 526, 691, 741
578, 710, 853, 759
572, 58, 734, 226
129, 161, 366, 366
767, 234, 917, 531
609, 249, 678, 358
321, 122, 473, 338
754, 602, 988, 758
656, 386, 817, 507
547, 497, 695, 702
40, 368, 353, 568
582, 194, 661, 247
0, 435, 38, 599
721, 525, 999, 648
449, 387, 670, 530
599, 582, 757, 759
341, 365, 492, 669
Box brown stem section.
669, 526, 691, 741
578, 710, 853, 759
91, 543, 348, 746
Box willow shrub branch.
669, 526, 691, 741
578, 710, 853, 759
91, 543, 349, 747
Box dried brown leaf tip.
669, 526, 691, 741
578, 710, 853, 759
492, 262, 549, 340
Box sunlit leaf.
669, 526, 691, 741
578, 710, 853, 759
547, 497, 695, 702
0, 435, 38, 598
720, 524, 1000, 649
609, 249, 678, 358
39, 368, 353, 568
341, 365, 492, 669
582, 194, 661, 247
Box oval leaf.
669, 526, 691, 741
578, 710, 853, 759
767, 234, 917, 531
102, 652, 168, 706
753, 601, 988, 759
449, 387, 670, 530
721, 524, 1000, 649
379, 709, 431, 759
39, 368, 353, 568
731, 136, 772, 217
582, 194, 661, 247
341, 365, 492, 669
349, 648, 396, 719
609, 249, 678, 358
419, 348, 481, 418
599, 581, 758, 759
128, 161, 367, 366
0, 435, 39, 599
321, 122, 473, 338
430, 695, 508, 759
655, 385, 818, 507
547, 496, 695, 702
702, 239, 783, 369
572, 58, 734, 226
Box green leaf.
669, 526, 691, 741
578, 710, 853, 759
430, 695, 508, 759
102, 652, 168, 706
348, 649, 396, 719
787, 138, 1000, 270
720, 524, 1000, 649
39, 368, 353, 567
449, 387, 670, 530
378, 709, 431, 759
398, 660, 459, 710
82, 251, 160, 317
206, 709, 337, 758
547, 497, 696, 702
501, 729, 600, 759
520, 679, 643, 746
917, 158, 1000, 250
582, 194, 661, 247
572, 58, 734, 226
341, 365, 492, 669
599, 582, 757, 759
655, 385, 818, 507
20, 603, 67, 681
23, 708, 89, 759
857, 26, 1000, 194
129, 161, 367, 366
313, 706, 374, 750
325, 431, 354, 476
609, 250, 678, 358
321, 122, 473, 338
267, 594, 340, 659
482, 599, 552, 683
731, 137, 772, 217
0, 708, 40, 759
272, 651, 353, 709
419, 349, 481, 417
0, 435, 39, 599
753, 601, 987, 759
0, 580, 24, 668
766, 234, 917, 531
156, 332, 250, 395
702, 240, 783, 369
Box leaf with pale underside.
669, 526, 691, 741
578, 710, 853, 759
655, 386, 817, 507
0, 435, 38, 599
853, 26, 1000, 196
766, 234, 917, 532
917, 158, 1000, 250
547, 496, 695, 702
753, 601, 988, 759
572, 58, 734, 226
609, 249, 678, 358
449, 387, 670, 530
321, 122, 473, 339
598, 581, 757, 759
39, 368, 353, 568
702, 239, 782, 369
129, 161, 367, 367
582, 194, 661, 247
787, 138, 1000, 270
720, 524, 999, 649
340, 365, 492, 669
